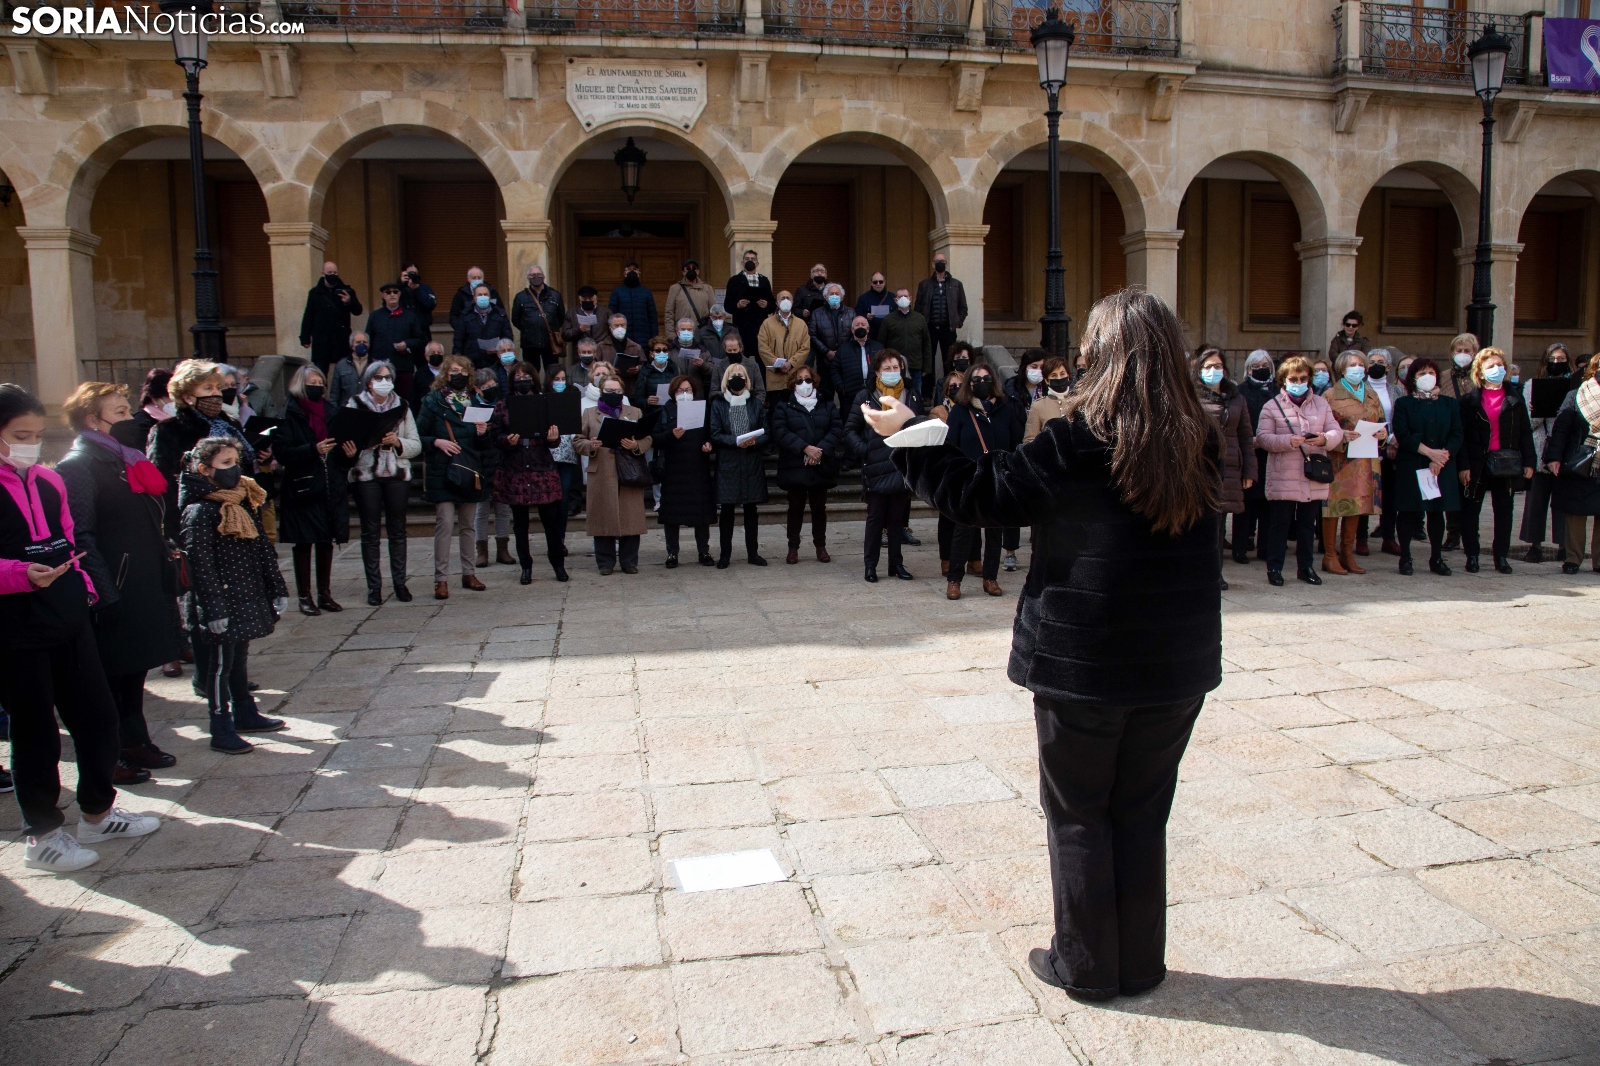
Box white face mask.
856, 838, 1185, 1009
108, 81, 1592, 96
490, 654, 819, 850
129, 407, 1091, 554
1415, 373, 1437, 392
370, 379, 395, 397
1, 439, 41, 470
1453, 352, 1474, 367
676, 391, 695, 403
711, 319, 725, 332
778, 299, 793, 314
161, 401, 177, 418
611, 326, 627, 340
795, 382, 815, 399
1026, 367, 1044, 385
896, 296, 911, 310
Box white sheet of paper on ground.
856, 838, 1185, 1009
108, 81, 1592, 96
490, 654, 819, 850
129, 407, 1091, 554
671, 849, 786, 893
463, 405, 493, 424
1417, 467, 1442, 501
1345, 419, 1383, 460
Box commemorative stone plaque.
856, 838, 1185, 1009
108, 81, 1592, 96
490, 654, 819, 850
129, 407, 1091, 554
565, 58, 708, 132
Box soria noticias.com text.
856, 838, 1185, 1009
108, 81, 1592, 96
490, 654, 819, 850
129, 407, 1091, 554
11, 6, 306, 36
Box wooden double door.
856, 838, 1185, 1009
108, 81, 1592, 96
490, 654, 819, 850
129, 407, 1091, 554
574, 217, 690, 337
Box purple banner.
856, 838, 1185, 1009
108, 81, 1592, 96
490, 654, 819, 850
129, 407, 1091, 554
1546, 18, 1600, 91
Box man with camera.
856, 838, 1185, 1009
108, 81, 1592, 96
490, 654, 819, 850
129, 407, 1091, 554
299, 262, 364, 373
397, 260, 438, 329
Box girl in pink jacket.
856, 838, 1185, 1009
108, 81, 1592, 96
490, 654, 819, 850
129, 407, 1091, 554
1255, 356, 1343, 586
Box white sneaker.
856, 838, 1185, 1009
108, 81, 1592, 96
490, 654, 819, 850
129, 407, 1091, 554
77, 807, 161, 844
1003, 552, 1018, 572
24, 828, 99, 872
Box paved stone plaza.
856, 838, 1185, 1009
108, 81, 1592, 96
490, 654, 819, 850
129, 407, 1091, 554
4, 517, 1600, 1065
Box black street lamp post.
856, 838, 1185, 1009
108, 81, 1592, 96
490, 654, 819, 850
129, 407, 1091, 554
1465, 22, 1511, 350
162, 0, 227, 362
1031, 9, 1074, 358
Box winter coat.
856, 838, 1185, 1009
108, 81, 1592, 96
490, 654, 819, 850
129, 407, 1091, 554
725, 271, 776, 354
1240, 376, 1280, 501
832, 339, 880, 406
946, 399, 1024, 463
665, 279, 715, 329
1327, 331, 1370, 361
878, 310, 932, 374
416, 389, 497, 504
1323, 380, 1384, 517
326, 354, 369, 413
674, 337, 718, 397
757, 313, 811, 393
560, 303, 604, 346
454, 306, 514, 367
1004, 371, 1041, 413
56, 435, 184, 675
510, 284, 566, 355
914, 274, 969, 330
1255, 392, 1344, 503
771, 397, 842, 491
793, 281, 831, 322
895, 412, 1222, 706
846, 386, 923, 496
1545, 393, 1600, 517
274, 398, 346, 545
608, 282, 659, 348
634, 359, 678, 412
364, 307, 427, 373
178, 471, 287, 644
574, 404, 649, 537
854, 289, 894, 341
709, 397, 771, 506
1393, 394, 1464, 513
490, 399, 562, 507
147, 405, 251, 540
449, 282, 503, 334
651, 399, 718, 528
809, 305, 853, 394
1023, 391, 1070, 445
298, 280, 363, 368
345, 398, 422, 483
710, 355, 765, 403
0, 462, 97, 651
1459, 385, 1536, 490
1440, 364, 1477, 401
1196, 382, 1259, 515
398, 278, 437, 328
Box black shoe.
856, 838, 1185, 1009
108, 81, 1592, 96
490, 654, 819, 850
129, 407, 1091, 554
1557, 547, 1569, 562
1494, 556, 1513, 574
393, 584, 413, 602
1267, 570, 1284, 586
552, 565, 569, 582
664, 555, 678, 569
1219, 577, 1229, 591
247, 682, 260, 691
235, 715, 288, 734
890, 563, 914, 580
716, 556, 731, 570
901, 532, 921, 546
1464, 555, 1480, 573
1564, 561, 1582, 575
747, 554, 768, 567
520, 565, 533, 585
122, 743, 176, 770
622, 566, 639, 575
1443, 534, 1461, 552
1399, 557, 1414, 575
1430, 557, 1452, 576
113, 760, 152, 785
298, 595, 320, 616
864, 566, 878, 583
1524, 545, 1545, 564
1231, 551, 1250, 565
367, 589, 383, 606
698, 553, 716, 567
1027, 948, 1118, 1002
1297, 567, 1322, 585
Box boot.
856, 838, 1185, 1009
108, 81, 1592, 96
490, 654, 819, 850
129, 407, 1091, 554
476, 539, 489, 568
496, 537, 514, 565
815, 544, 830, 563
946, 581, 961, 600
1339, 519, 1365, 574
389, 535, 410, 600
361, 538, 383, 604
745, 523, 766, 566
293, 547, 318, 615
209, 711, 253, 754
940, 559, 950, 576
1321, 518, 1347, 575
314, 543, 342, 613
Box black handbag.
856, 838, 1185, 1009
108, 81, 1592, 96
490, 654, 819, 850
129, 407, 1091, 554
442, 420, 484, 494
1275, 398, 1333, 483
1485, 448, 1523, 480
614, 447, 653, 489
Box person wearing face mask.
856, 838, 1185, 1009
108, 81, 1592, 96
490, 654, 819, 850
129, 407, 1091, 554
772, 365, 841, 565
130, 367, 175, 451
344, 361, 421, 605
1456, 347, 1536, 575
708, 363, 771, 567
413, 341, 446, 410
1005, 350, 1048, 411
1520, 342, 1573, 564
845, 350, 921, 582
574, 376, 650, 575
607, 260, 659, 351
561, 285, 603, 347
397, 260, 437, 328
758, 289, 812, 410
454, 283, 515, 372
636, 335, 680, 412
275, 365, 351, 615
1437, 333, 1481, 552
947, 341, 977, 378
418, 354, 495, 597
914, 255, 968, 401
711, 332, 766, 408
1547, 356, 1600, 574
543, 366, 583, 521
449, 266, 501, 335
509, 265, 566, 374
328, 330, 373, 413
834, 316, 881, 416
488, 339, 521, 395
666, 315, 710, 398
1025, 356, 1074, 444
942, 364, 1023, 599
1392, 359, 1463, 576
930, 369, 968, 575
879, 288, 932, 400
809, 283, 852, 405
1327, 310, 1369, 362
1255, 355, 1344, 586
569, 338, 602, 389
300, 261, 363, 373
792, 262, 830, 321
0, 385, 164, 874
472, 368, 514, 566
1362, 349, 1401, 556
1310, 358, 1334, 398
854, 273, 894, 342
597, 312, 646, 382
1234, 350, 1279, 564
694, 304, 733, 370
652, 375, 718, 568
1191, 349, 1255, 589
488, 362, 568, 585
179, 436, 290, 755
148, 360, 256, 540
726, 249, 776, 356
1321, 351, 1386, 576
365, 282, 428, 403
56, 382, 184, 785
214, 364, 246, 424
666, 258, 715, 331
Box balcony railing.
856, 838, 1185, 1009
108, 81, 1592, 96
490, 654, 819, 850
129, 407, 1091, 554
281, 1, 508, 30
526, 0, 742, 34
1339, 3, 1530, 85
764, 0, 965, 45
987, 0, 1179, 56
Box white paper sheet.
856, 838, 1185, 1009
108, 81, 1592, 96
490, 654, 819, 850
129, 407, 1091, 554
676, 399, 707, 430
463, 405, 493, 424
736, 428, 765, 446
575, 312, 598, 328
677, 347, 701, 363
772, 357, 788, 370
1346, 419, 1384, 460
656, 383, 670, 403
1417, 468, 1442, 501
871, 305, 890, 318
671, 849, 786, 893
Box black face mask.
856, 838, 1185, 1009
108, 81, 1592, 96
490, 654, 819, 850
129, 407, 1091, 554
513, 379, 536, 395
727, 378, 747, 394
479, 387, 499, 403
1550, 362, 1570, 377
1250, 367, 1273, 382
853, 328, 868, 340
934, 262, 947, 274
303, 385, 325, 402
209, 465, 243, 489
946, 384, 960, 401
1048, 377, 1070, 394
743, 260, 757, 272
624, 273, 641, 287
1368, 364, 1387, 380
428, 352, 444, 367
685, 268, 698, 282
323, 274, 341, 288
812, 275, 826, 286
727, 351, 743, 363
971, 378, 994, 400
108, 419, 145, 449
220, 387, 238, 405
951, 358, 969, 373
580, 300, 596, 312
448, 373, 470, 390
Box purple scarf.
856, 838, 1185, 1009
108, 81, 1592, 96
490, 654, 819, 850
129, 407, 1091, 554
597, 394, 623, 418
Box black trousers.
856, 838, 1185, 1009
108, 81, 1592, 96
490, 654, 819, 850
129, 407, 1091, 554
511, 502, 567, 570
1233, 496, 1270, 557
950, 524, 1002, 583
593, 536, 640, 571
664, 524, 710, 558
1461, 480, 1515, 560
938, 514, 955, 562
785, 487, 829, 548
1520, 471, 1566, 546
1035, 693, 1202, 996
352, 476, 409, 592
1373, 457, 1398, 541
719, 502, 761, 559
201, 639, 268, 728
1398, 511, 1445, 561
928, 325, 958, 398
0, 625, 120, 834
1265, 499, 1319, 573
106, 670, 151, 749
1003, 525, 1021, 553
864, 491, 910, 568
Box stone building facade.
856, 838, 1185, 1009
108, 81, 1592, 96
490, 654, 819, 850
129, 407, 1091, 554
1, 0, 1597, 403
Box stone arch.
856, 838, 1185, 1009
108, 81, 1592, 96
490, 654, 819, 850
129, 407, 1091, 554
1506, 166, 1600, 229
1173, 148, 1330, 241
1351, 159, 1481, 243
969, 118, 1158, 233
528, 116, 746, 222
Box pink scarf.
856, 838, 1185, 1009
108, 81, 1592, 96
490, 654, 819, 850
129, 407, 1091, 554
81, 429, 167, 495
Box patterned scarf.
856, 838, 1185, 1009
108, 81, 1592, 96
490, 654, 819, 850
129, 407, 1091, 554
1578, 378, 1600, 433
204, 476, 267, 539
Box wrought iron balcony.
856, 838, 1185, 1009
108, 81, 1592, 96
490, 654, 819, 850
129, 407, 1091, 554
280, 1, 508, 31
987, 0, 1180, 56
525, 0, 743, 35
764, 0, 965, 46
1335, 2, 1531, 85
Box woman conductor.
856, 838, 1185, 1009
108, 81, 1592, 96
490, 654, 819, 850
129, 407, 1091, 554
863, 288, 1221, 1002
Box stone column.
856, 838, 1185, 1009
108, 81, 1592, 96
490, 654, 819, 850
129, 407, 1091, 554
1295, 235, 1362, 354
502, 221, 553, 348
1120, 229, 1184, 310
1454, 242, 1523, 352
928, 223, 989, 346
724, 220, 779, 283
18, 226, 100, 405
264, 222, 329, 358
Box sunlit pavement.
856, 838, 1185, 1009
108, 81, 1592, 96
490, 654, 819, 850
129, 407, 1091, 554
3, 516, 1600, 1065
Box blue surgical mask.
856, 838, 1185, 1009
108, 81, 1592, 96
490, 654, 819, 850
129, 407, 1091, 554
551, 381, 567, 393
475, 295, 490, 310
1286, 381, 1310, 397
827, 294, 842, 309
1343, 365, 1365, 386
653, 351, 669, 367
678, 330, 694, 345
1200, 367, 1224, 387
499, 351, 516, 366
1484, 365, 1506, 385
1312, 371, 1330, 389
879, 370, 902, 387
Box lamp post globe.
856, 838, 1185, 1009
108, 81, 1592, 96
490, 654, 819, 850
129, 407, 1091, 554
1464, 22, 1512, 350
1030, 9, 1074, 358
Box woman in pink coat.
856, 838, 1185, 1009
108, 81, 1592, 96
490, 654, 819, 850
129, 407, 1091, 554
1255, 355, 1343, 586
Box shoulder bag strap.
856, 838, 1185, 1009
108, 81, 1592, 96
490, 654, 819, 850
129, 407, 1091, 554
678, 282, 704, 323
1273, 395, 1311, 463
969, 407, 989, 454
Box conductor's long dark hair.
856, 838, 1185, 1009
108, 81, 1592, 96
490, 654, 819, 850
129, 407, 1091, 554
1062, 288, 1220, 536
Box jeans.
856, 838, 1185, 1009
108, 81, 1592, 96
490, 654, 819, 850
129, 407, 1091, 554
665, 524, 710, 558
594, 535, 640, 571
352, 476, 409, 592
0, 625, 120, 834
106, 670, 151, 749
1398, 511, 1445, 561
1265, 499, 1319, 573
512, 502, 567, 570
950, 524, 1001, 583
1035, 693, 1202, 995
433, 500, 476, 579
1460, 479, 1515, 560
720, 502, 762, 560
864, 491, 911, 569
785, 486, 829, 548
